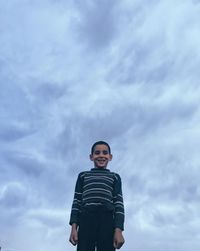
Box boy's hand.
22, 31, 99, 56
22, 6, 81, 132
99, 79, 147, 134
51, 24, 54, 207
69, 224, 78, 246
113, 228, 125, 249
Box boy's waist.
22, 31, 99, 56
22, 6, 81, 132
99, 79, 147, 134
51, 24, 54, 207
82, 203, 114, 212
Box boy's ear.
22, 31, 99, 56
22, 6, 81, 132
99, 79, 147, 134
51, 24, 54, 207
90, 154, 94, 161
109, 154, 113, 161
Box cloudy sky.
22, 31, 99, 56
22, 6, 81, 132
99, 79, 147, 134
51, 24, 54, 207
1, 0, 200, 250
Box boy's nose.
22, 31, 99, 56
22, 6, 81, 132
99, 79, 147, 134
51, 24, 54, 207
98, 151, 105, 156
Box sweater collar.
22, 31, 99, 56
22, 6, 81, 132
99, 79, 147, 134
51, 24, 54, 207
91, 168, 110, 172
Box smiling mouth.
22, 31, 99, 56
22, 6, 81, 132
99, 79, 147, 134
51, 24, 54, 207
96, 158, 107, 164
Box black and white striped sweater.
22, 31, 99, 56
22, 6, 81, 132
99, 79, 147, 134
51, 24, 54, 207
69, 168, 125, 230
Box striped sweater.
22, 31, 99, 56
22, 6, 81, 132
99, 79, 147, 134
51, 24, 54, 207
69, 168, 125, 230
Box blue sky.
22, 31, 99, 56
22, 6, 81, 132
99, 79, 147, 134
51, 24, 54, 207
0, 0, 200, 250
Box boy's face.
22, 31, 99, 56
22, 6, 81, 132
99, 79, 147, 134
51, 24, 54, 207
90, 144, 112, 169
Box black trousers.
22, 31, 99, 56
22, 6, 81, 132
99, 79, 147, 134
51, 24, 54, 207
77, 210, 115, 251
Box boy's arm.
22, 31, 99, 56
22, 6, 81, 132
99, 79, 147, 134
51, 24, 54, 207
69, 173, 84, 246
113, 228, 125, 249
69, 173, 84, 226
113, 174, 125, 231
113, 174, 125, 249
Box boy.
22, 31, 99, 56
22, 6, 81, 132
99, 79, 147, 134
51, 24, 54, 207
69, 141, 125, 251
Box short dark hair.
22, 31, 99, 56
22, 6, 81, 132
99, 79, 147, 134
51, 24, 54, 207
91, 141, 111, 154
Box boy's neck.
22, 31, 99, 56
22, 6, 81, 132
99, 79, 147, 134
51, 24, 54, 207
92, 166, 109, 170
94, 166, 107, 169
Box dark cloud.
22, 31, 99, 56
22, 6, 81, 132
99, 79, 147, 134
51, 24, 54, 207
0, 182, 28, 229
75, 0, 120, 49
4, 151, 44, 177
0, 123, 36, 142
0, 183, 27, 209
34, 82, 67, 102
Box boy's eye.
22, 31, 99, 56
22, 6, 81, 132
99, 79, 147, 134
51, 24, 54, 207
94, 150, 108, 155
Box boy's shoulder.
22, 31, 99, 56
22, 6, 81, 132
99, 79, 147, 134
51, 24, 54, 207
77, 171, 88, 178
110, 171, 121, 181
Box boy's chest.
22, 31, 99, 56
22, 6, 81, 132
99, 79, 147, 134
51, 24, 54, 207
82, 173, 115, 191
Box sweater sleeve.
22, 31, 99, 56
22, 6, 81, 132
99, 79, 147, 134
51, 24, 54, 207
69, 172, 84, 225
113, 173, 125, 231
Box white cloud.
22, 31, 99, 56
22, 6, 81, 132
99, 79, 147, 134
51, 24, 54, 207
1, 0, 200, 251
